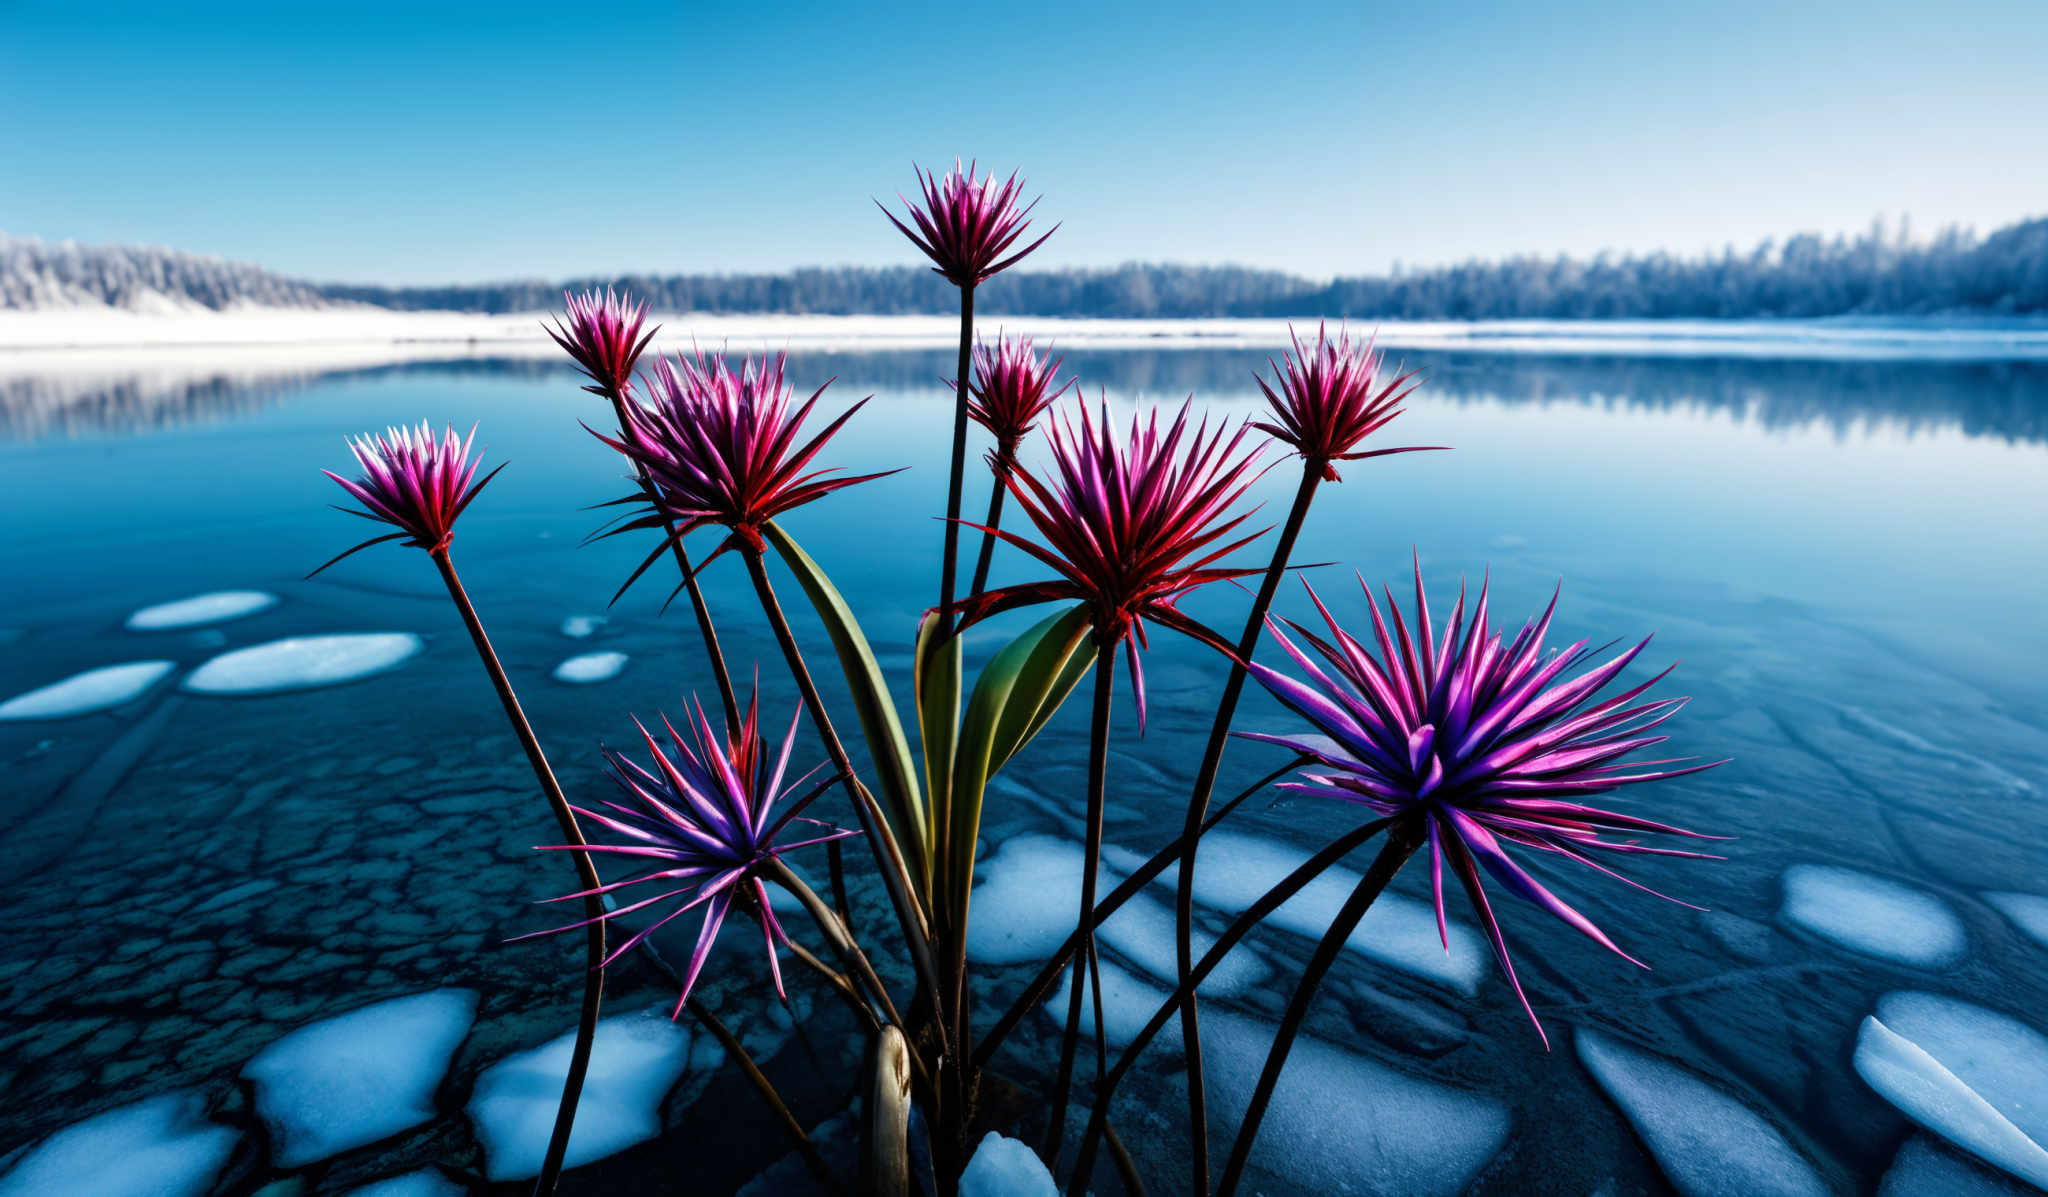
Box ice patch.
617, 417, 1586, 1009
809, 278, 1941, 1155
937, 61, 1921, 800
185, 633, 422, 694
1778, 865, 1966, 967
1045, 957, 1178, 1047
242, 988, 478, 1167
467, 1006, 692, 1181
1879, 1135, 2040, 1197
1853, 991, 2048, 1190
1982, 891, 2048, 950
1576, 1028, 1828, 1197
1175, 831, 1489, 994
0, 661, 175, 720
125, 590, 276, 630
0, 1090, 239, 1197
343, 1168, 467, 1197
959, 1132, 1057, 1197
560, 615, 606, 639
553, 651, 628, 684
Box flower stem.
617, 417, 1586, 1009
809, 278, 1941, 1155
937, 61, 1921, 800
741, 548, 950, 1054
1064, 815, 1395, 1195
1173, 458, 1322, 1190
937, 283, 976, 633
1042, 638, 1117, 1172
1213, 819, 1425, 1197
965, 447, 1015, 603
429, 549, 600, 1197
769, 858, 906, 1033
604, 390, 741, 737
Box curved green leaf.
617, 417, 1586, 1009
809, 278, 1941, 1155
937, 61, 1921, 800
912, 610, 959, 899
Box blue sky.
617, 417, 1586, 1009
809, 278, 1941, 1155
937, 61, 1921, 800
3, 0, 2044, 284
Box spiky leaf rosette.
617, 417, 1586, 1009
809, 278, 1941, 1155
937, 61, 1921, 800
1241, 565, 1726, 1044
877, 159, 1058, 288
515, 693, 855, 1015
544, 288, 658, 400
314, 422, 503, 572
964, 332, 1072, 456
1253, 323, 1444, 481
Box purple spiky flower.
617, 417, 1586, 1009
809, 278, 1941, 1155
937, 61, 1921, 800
878, 160, 1058, 288
544, 288, 658, 400
1253, 324, 1444, 482
314, 422, 503, 571
592, 349, 898, 596
964, 332, 1072, 457
1240, 565, 1725, 1043
957, 396, 1269, 727
515, 693, 856, 1015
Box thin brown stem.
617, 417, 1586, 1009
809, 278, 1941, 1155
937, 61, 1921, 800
685, 996, 845, 1195
937, 283, 976, 634
1173, 459, 1321, 1190
769, 858, 906, 1032
430, 549, 600, 1197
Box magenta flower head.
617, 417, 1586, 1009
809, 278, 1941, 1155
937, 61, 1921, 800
313, 422, 503, 572
964, 332, 1073, 458
958, 396, 1268, 727
515, 693, 856, 1015
878, 160, 1058, 288
1254, 324, 1444, 482
1240, 564, 1726, 1044
544, 287, 658, 400
594, 348, 899, 595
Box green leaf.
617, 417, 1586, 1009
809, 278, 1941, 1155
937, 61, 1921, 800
763, 522, 929, 899
912, 610, 960, 899
988, 605, 1095, 773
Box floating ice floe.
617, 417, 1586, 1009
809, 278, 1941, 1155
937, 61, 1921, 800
468, 1006, 692, 1181
968, 835, 1263, 994
0, 1090, 239, 1197
242, 988, 478, 1168
1982, 892, 2048, 950
959, 1132, 1057, 1197
554, 651, 628, 684
1576, 1028, 1829, 1197
1878, 1135, 2040, 1197
1778, 865, 1966, 968
185, 633, 423, 695
125, 590, 277, 630
1167, 830, 1490, 994
0, 661, 175, 721
1853, 991, 2048, 1190
344, 1168, 467, 1197
561, 615, 606, 639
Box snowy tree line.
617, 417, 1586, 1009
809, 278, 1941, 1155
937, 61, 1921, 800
6, 217, 2045, 317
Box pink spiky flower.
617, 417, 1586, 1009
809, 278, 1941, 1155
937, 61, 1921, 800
965, 332, 1073, 458
313, 422, 503, 572
878, 160, 1058, 288
957, 397, 1269, 727
1240, 565, 1726, 1044
544, 288, 658, 400
1253, 324, 1444, 482
592, 349, 898, 599
514, 693, 856, 1015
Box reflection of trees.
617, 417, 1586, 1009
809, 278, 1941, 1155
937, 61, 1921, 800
4, 348, 2044, 446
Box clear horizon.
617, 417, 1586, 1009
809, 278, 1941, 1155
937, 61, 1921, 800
3, 0, 2045, 286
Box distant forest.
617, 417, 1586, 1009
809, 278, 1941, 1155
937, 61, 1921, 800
7, 216, 2046, 318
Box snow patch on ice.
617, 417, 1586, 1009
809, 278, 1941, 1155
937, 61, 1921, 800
560, 615, 606, 639
1044, 957, 1177, 1047
125, 590, 276, 630
0, 661, 175, 720
1778, 865, 1966, 967
1853, 991, 2048, 1190
343, 1168, 467, 1197
1982, 891, 2048, 950
1577, 1028, 1829, 1197
959, 1133, 1057, 1197
185, 633, 422, 694
554, 651, 628, 684
0, 1090, 239, 1197
242, 988, 478, 1168
1879, 1135, 2040, 1197
467, 1006, 692, 1181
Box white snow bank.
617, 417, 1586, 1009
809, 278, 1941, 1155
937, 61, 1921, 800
0, 1090, 239, 1197
184, 633, 422, 694
560, 615, 606, 639
125, 590, 276, 630
467, 1006, 692, 1181
344, 1168, 467, 1197
1778, 865, 1966, 968
1853, 991, 2048, 1190
1577, 1028, 1828, 1197
1982, 892, 2048, 950
553, 651, 628, 684
0, 660, 175, 720
242, 988, 478, 1168
959, 1133, 1057, 1197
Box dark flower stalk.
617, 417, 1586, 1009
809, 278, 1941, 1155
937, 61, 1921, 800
315, 424, 598, 1197
961, 333, 1072, 600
